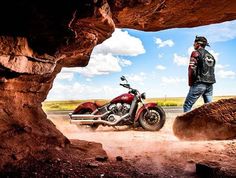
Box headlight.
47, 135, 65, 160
141, 92, 146, 99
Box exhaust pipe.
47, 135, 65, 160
69, 111, 110, 119
70, 113, 129, 126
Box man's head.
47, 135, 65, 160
194, 36, 209, 50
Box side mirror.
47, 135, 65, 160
120, 76, 127, 81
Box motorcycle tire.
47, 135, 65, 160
74, 110, 99, 131
139, 106, 166, 131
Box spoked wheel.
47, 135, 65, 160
75, 110, 99, 131
139, 106, 166, 131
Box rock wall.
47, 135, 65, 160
0, 0, 116, 168
0, 0, 236, 168
111, 0, 236, 31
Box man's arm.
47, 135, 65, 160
188, 51, 199, 86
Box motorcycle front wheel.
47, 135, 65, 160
139, 106, 166, 131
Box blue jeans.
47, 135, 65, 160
183, 83, 213, 112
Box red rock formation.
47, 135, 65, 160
173, 98, 236, 140
111, 0, 236, 30
0, 0, 236, 174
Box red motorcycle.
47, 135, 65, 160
69, 76, 166, 131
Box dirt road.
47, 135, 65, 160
47, 108, 236, 177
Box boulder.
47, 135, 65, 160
173, 98, 236, 140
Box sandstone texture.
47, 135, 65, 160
0, 0, 236, 176
173, 98, 236, 140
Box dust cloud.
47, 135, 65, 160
47, 112, 235, 177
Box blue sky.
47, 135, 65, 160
47, 20, 236, 101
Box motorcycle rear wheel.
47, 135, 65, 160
139, 106, 166, 131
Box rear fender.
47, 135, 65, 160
135, 103, 157, 122
72, 102, 98, 114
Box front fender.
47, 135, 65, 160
135, 103, 158, 122
72, 102, 98, 114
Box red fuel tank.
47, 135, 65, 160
110, 93, 134, 104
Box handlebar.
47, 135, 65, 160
120, 83, 130, 89
120, 77, 145, 100
120, 83, 139, 95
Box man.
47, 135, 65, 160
183, 36, 216, 112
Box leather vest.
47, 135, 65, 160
196, 48, 216, 84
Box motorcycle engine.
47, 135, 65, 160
108, 103, 130, 116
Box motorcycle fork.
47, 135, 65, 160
140, 99, 151, 116
129, 97, 139, 120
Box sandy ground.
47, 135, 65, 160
47, 110, 236, 177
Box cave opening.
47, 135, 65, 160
0, 0, 236, 177
44, 21, 236, 177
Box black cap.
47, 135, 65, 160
194, 36, 210, 47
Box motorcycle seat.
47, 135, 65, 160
94, 100, 107, 107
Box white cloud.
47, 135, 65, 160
93, 28, 145, 56
119, 58, 132, 67
126, 73, 146, 84
156, 65, 166, 70
62, 53, 132, 78
194, 20, 236, 43
56, 72, 74, 81
86, 78, 92, 82
161, 77, 186, 85
215, 63, 235, 79
215, 64, 229, 69
47, 82, 126, 100
155, 37, 174, 48
173, 53, 188, 66
77, 53, 122, 77
63, 28, 144, 78
216, 70, 236, 79
61, 67, 80, 73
